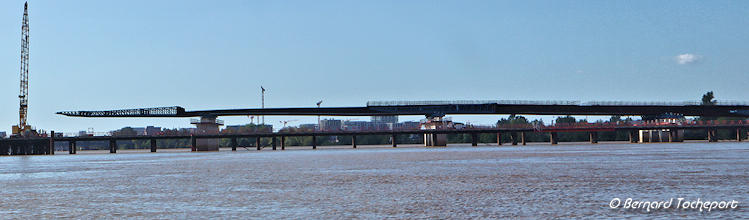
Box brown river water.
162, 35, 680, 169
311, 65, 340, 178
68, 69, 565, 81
1, 142, 747, 219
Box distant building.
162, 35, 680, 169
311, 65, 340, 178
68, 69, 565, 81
78, 131, 89, 137
299, 124, 318, 130
320, 119, 342, 131
394, 121, 420, 130
222, 124, 273, 134
132, 127, 146, 135
343, 121, 374, 131
0, 131, 6, 138
145, 126, 162, 135
224, 125, 244, 133
371, 115, 398, 124
181, 128, 197, 134
343, 120, 392, 131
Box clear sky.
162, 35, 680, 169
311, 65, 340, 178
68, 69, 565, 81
1, 0, 748, 134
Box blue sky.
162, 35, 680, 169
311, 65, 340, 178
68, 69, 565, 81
1, 0, 748, 133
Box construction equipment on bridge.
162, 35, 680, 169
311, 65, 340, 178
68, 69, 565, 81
12, 2, 36, 137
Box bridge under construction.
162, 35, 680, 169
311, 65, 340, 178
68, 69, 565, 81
57, 100, 749, 118
52, 100, 749, 151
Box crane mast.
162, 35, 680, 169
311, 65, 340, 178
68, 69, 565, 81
14, 2, 30, 135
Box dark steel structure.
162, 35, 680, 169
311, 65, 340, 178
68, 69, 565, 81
57, 100, 749, 118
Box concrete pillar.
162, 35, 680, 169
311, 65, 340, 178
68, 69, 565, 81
272, 136, 277, 150
589, 132, 598, 144
190, 135, 196, 151
707, 128, 717, 142
432, 133, 438, 146
256, 137, 261, 150
109, 139, 117, 153
648, 130, 654, 143
668, 130, 674, 143
712, 129, 718, 142
352, 135, 357, 148
191, 116, 222, 151
392, 134, 397, 148
231, 137, 237, 151
471, 133, 478, 146
520, 132, 526, 145
150, 139, 157, 152
629, 130, 636, 143
69, 140, 76, 154
312, 135, 317, 149
674, 129, 683, 142
423, 133, 447, 147
510, 132, 518, 145
737, 128, 742, 142
49, 131, 55, 155
496, 132, 502, 146
281, 136, 286, 150
550, 132, 558, 145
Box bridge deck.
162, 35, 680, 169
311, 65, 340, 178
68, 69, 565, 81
56, 101, 749, 118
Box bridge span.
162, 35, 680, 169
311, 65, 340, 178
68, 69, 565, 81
54, 100, 749, 151
57, 100, 749, 118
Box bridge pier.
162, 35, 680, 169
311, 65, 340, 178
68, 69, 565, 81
49, 131, 55, 154
281, 136, 286, 150
629, 130, 637, 143
392, 134, 397, 147
231, 137, 237, 151
737, 128, 742, 142
352, 135, 357, 148
589, 132, 598, 144
109, 139, 117, 153
312, 135, 317, 149
510, 132, 518, 145
69, 140, 76, 154
150, 139, 157, 152
256, 137, 261, 150
424, 133, 446, 146
707, 128, 718, 142
471, 133, 478, 146
496, 132, 502, 146
521, 132, 526, 145
190, 116, 223, 151
272, 136, 277, 150
668, 130, 674, 143
190, 135, 196, 151
422, 117, 448, 147
550, 132, 558, 145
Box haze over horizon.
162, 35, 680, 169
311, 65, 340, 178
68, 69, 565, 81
1, 0, 748, 133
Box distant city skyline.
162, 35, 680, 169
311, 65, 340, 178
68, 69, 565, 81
1, 0, 748, 133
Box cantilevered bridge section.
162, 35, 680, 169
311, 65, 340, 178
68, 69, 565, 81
57, 100, 749, 118
54, 100, 749, 151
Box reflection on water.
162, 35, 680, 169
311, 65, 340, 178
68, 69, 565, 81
1, 143, 747, 218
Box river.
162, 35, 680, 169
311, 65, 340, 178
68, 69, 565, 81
1, 142, 747, 218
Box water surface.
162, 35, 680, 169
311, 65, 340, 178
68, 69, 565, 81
1, 142, 747, 218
